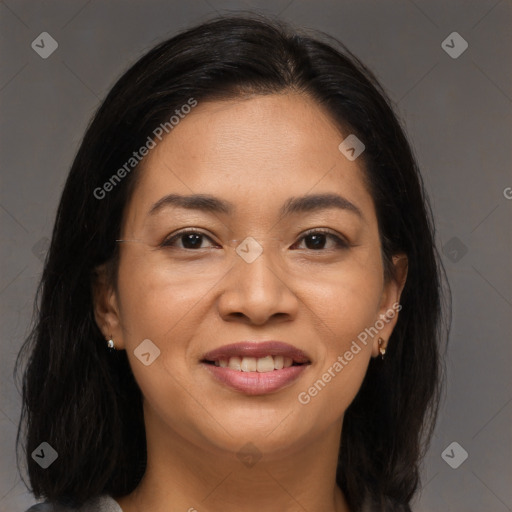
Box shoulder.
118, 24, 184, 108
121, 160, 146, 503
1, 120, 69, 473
25, 495, 123, 512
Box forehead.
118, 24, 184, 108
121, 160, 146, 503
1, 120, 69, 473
153, 92, 347, 172
123, 93, 375, 228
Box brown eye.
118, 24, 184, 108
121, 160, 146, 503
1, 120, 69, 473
294, 229, 349, 251
161, 230, 216, 250
160, 228, 349, 251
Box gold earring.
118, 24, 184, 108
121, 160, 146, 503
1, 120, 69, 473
107, 335, 115, 350
378, 337, 386, 359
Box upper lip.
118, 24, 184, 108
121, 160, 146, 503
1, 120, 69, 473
202, 341, 311, 364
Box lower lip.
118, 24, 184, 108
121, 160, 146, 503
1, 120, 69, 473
202, 363, 309, 395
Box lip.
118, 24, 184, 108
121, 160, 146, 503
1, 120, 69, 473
201, 341, 311, 395
202, 363, 309, 395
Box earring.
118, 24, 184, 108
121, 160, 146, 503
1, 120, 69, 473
378, 337, 386, 359
106, 335, 115, 350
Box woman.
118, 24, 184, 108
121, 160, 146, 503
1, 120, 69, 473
17, 14, 450, 512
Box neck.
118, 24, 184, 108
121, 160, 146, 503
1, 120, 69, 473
116, 402, 350, 512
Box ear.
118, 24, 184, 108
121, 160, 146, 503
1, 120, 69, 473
371, 253, 408, 358
91, 263, 125, 350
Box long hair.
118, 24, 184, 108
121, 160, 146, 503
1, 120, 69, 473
15, 13, 450, 511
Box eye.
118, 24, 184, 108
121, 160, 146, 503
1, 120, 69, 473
161, 228, 350, 251
292, 229, 349, 251
161, 230, 217, 250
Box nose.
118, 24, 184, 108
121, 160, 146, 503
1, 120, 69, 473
217, 238, 300, 325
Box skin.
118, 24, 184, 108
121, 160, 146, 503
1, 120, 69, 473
93, 92, 408, 512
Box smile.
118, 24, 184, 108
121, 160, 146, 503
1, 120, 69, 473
201, 341, 311, 395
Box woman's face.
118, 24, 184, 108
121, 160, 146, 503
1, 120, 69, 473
95, 92, 406, 458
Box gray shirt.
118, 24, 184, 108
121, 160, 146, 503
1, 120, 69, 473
25, 495, 122, 512
25, 492, 413, 511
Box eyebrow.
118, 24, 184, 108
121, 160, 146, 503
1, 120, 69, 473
148, 192, 363, 220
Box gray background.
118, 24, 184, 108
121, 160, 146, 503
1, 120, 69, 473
1, 1, 511, 511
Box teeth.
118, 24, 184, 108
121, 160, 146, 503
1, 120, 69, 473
274, 355, 284, 369
215, 355, 299, 372
256, 355, 274, 373
228, 356, 242, 370
241, 357, 257, 372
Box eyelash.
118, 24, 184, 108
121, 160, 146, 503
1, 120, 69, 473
160, 228, 350, 251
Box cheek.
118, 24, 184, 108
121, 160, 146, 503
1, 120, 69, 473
115, 257, 215, 432
296, 348, 370, 435
115, 253, 227, 397
293, 252, 382, 420
299, 250, 384, 348
116, 250, 215, 341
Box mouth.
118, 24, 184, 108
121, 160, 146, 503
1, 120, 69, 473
200, 341, 311, 395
